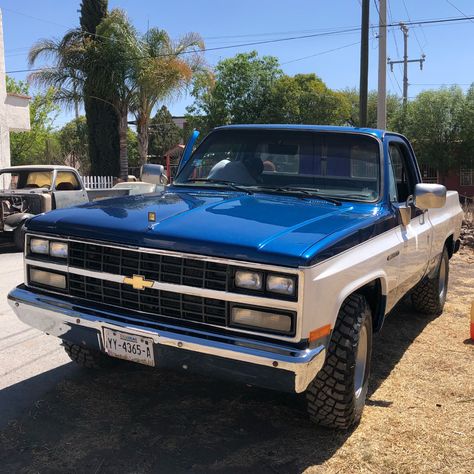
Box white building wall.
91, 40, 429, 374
0, 9, 31, 169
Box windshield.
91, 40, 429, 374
175, 129, 381, 202
0, 171, 53, 190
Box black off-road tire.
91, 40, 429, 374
306, 294, 373, 429
411, 247, 449, 316
13, 223, 26, 252
62, 341, 116, 369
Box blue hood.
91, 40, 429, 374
27, 189, 396, 267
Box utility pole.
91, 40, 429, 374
377, 0, 387, 129
359, 0, 370, 127
388, 23, 426, 106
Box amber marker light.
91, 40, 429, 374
148, 211, 156, 223
309, 324, 332, 343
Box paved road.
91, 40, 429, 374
0, 239, 73, 428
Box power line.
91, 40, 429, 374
5, 14, 474, 75
445, 0, 474, 23
411, 82, 471, 86
401, 0, 425, 53
281, 41, 360, 65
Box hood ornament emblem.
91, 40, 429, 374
123, 274, 154, 291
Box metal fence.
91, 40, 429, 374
82, 176, 114, 189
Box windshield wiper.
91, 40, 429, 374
182, 178, 253, 195
252, 186, 341, 206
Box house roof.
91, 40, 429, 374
6, 92, 32, 100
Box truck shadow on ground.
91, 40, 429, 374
0, 299, 437, 474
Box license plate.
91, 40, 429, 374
102, 328, 155, 366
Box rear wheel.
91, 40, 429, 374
306, 294, 372, 429
411, 247, 449, 315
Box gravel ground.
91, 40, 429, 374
0, 248, 472, 474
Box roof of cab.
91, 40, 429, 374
215, 124, 386, 139
0, 165, 77, 172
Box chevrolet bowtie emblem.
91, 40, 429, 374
123, 274, 154, 291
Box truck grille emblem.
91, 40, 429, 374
123, 274, 154, 291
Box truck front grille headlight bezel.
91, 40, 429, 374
28, 266, 67, 291
28, 236, 68, 260
230, 304, 295, 335
231, 268, 298, 301
266, 274, 296, 296
30, 238, 50, 255
234, 270, 263, 290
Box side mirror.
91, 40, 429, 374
141, 164, 166, 185
414, 183, 446, 210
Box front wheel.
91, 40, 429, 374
306, 294, 373, 429
411, 247, 449, 315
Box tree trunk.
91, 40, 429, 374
137, 119, 149, 167
119, 111, 129, 180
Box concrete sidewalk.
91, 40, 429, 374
0, 242, 74, 428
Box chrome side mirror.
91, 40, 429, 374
141, 164, 165, 185
414, 183, 446, 210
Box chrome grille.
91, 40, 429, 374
68, 274, 228, 326
68, 241, 228, 291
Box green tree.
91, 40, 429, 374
127, 128, 139, 170
58, 116, 89, 172
80, 0, 120, 177
148, 105, 182, 159
341, 89, 403, 129
401, 87, 464, 173
132, 29, 204, 166
6, 76, 60, 165
29, 8, 203, 178
186, 51, 282, 133
262, 73, 351, 125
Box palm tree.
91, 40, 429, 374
28, 9, 204, 179
131, 29, 204, 166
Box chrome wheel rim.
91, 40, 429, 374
438, 257, 447, 301
354, 325, 368, 399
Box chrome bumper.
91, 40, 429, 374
7, 286, 326, 393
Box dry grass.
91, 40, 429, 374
0, 250, 473, 474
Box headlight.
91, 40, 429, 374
235, 270, 263, 290
29, 268, 67, 289
266, 275, 296, 296
30, 238, 49, 255
50, 241, 68, 258
231, 307, 293, 334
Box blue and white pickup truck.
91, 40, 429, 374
8, 125, 463, 429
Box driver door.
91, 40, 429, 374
388, 139, 433, 298
52, 171, 88, 209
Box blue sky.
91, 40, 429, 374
2, 0, 474, 128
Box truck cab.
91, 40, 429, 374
8, 125, 463, 429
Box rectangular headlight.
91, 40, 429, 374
30, 238, 49, 255
231, 307, 292, 334
29, 268, 66, 289
235, 270, 263, 290
266, 275, 296, 296
50, 241, 68, 258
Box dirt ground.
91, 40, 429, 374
0, 250, 473, 474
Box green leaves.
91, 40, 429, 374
7, 76, 60, 165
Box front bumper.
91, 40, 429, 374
7, 286, 326, 393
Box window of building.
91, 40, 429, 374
460, 168, 474, 186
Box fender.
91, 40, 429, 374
3, 213, 35, 232
334, 271, 388, 325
